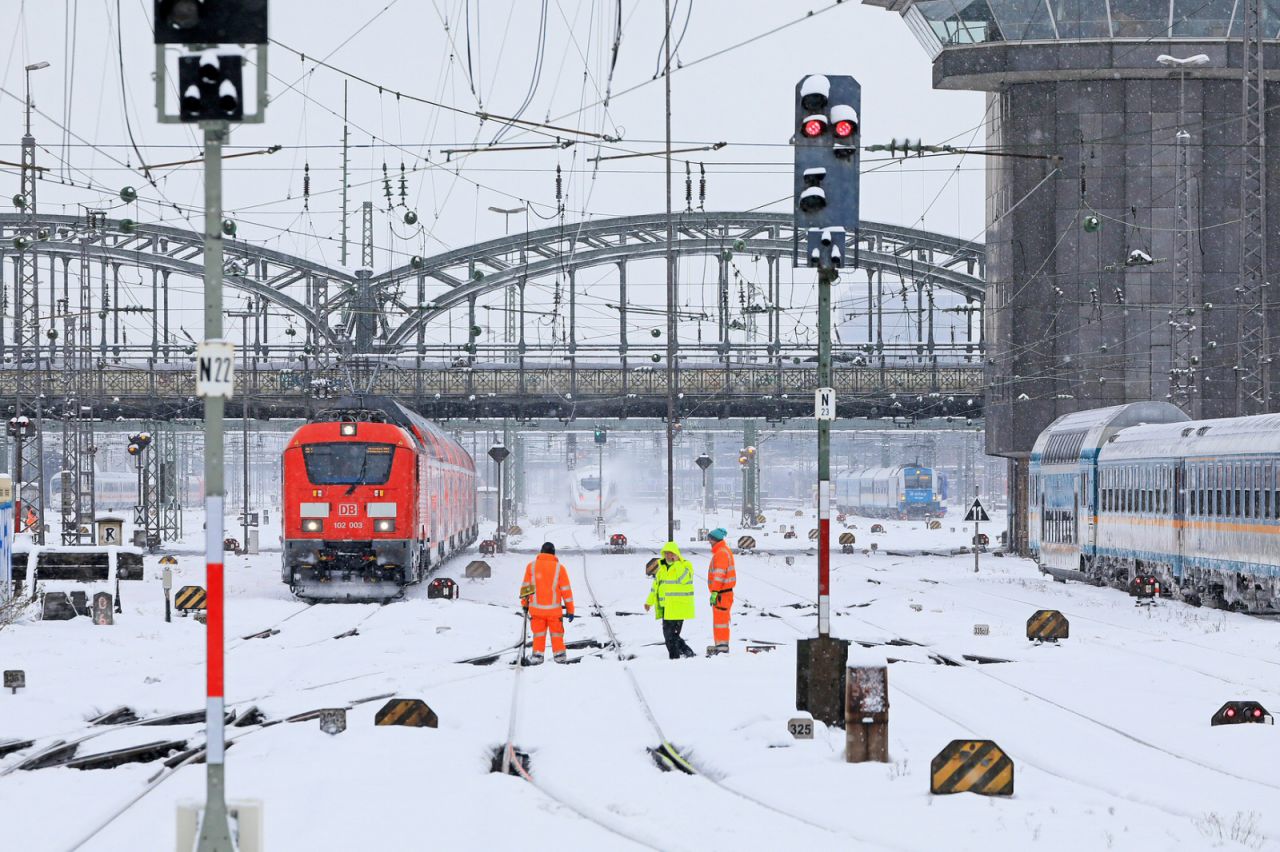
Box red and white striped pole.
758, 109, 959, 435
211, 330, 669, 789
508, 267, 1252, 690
196, 123, 235, 852
816, 265, 835, 638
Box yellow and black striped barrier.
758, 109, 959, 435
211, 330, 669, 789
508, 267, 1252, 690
808, 528, 820, 541
737, 535, 756, 552
159, 555, 178, 566
930, 739, 1014, 797
927, 520, 941, 530
374, 698, 438, 729
644, 557, 660, 576
1026, 609, 1069, 642
838, 532, 855, 545
174, 585, 206, 612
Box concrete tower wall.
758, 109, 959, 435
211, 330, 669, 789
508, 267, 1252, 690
983, 72, 1280, 457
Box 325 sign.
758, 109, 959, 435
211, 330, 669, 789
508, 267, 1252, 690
787, 717, 814, 739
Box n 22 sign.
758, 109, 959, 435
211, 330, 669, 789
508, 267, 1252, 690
196, 340, 235, 399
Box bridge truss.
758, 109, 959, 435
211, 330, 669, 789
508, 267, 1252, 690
0, 210, 984, 422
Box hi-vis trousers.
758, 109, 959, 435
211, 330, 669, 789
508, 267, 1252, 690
530, 613, 566, 654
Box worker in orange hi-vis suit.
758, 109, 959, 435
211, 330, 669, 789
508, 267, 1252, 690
705, 528, 736, 656
520, 541, 575, 665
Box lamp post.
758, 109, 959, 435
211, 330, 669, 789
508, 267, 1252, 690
24, 61, 49, 135
488, 445, 510, 552
487, 205, 527, 235
1156, 53, 1210, 411
695, 453, 713, 532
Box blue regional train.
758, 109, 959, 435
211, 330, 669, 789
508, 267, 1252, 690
834, 466, 946, 519
1029, 402, 1280, 613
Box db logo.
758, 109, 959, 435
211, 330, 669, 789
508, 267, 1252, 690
338, 504, 358, 517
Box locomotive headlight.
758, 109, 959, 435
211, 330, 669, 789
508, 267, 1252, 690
366, 502, 397, 518
374, 519, 396, 533
339, 423, 357, 436
301, 519, 324, 533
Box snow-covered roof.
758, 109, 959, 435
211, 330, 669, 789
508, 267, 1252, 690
1099, 413, 1280, 462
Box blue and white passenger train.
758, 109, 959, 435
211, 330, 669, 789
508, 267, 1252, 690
834, 466, 946, 519
1029, 402, 1280, 612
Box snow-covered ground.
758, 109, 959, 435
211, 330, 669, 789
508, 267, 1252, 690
2, 505, 1279, 851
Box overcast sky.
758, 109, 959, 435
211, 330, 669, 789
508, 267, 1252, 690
0, 1, 985, 352
1, 0, 985, 262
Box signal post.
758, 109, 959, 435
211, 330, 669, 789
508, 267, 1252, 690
793, 75, 860, 728
153, 2, 269, 849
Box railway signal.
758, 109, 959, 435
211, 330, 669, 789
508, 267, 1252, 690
794, 74, 860, 729
154, 0, 268, 44
152, 4, 271, 849
1211, 701, 1273, 726
126, 432, 152, 456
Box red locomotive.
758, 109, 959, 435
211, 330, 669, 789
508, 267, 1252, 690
281, 397, 478, 601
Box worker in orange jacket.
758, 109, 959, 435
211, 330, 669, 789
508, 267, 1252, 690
520, 541, 575, 664
705, 528, 736, 655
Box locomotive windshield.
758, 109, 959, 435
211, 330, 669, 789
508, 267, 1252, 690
905, 471, 931, 489
580, 475, 601, 492
302, 443, 395, 485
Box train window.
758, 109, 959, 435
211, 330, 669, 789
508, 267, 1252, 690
302, 443, 396, 485
1216, 489, 1224, 516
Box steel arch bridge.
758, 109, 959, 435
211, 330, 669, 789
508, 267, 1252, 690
0, 210, 985, 420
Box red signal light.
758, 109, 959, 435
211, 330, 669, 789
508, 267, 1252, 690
1253, 707, 1264, 718
834, 120, 855, 138
803, 118, 825, 138
1226, 707, 1237, 718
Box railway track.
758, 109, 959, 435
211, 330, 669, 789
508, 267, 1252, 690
492, 536, 890, 850
733, 557, 1280, 804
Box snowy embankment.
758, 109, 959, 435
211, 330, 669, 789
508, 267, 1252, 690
1, 506, 1278, 851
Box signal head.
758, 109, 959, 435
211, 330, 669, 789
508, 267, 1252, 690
830, 105, 859, 140
801, 115, 828, 139
799, 75, 830, 113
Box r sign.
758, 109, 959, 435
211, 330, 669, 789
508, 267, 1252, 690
195, 340, 235, 399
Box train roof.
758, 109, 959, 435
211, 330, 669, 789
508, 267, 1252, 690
1098, 412, 1280, 462
1031, 402, 1188, 465
309, 395, 475, 469
837, 466, 929, 481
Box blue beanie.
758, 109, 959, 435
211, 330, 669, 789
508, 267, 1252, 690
708, 528, 727, 541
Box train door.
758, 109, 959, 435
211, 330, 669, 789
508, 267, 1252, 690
1078, 470, 1088, 549
1173, 463, 1184, 579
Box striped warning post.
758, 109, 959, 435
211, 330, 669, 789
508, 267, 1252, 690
808, 528, 820, 540
737, 535, 756, 552
838, 532, 855, 545
1026, 609, 1069, 642
374, 698, 438, 728
930, 740, 1014, 796
174, 585, 206, 612
927, 520, 941, 530
645, 557, 660, 576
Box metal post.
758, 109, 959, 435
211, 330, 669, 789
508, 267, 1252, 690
197, 121, 235, 852
817, 265, 834, 637
497, 460, 505, 553
973, 483, 980, 574
664, 0, 676, 541
242, 313, 250, 550
596, 442, 604, 539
